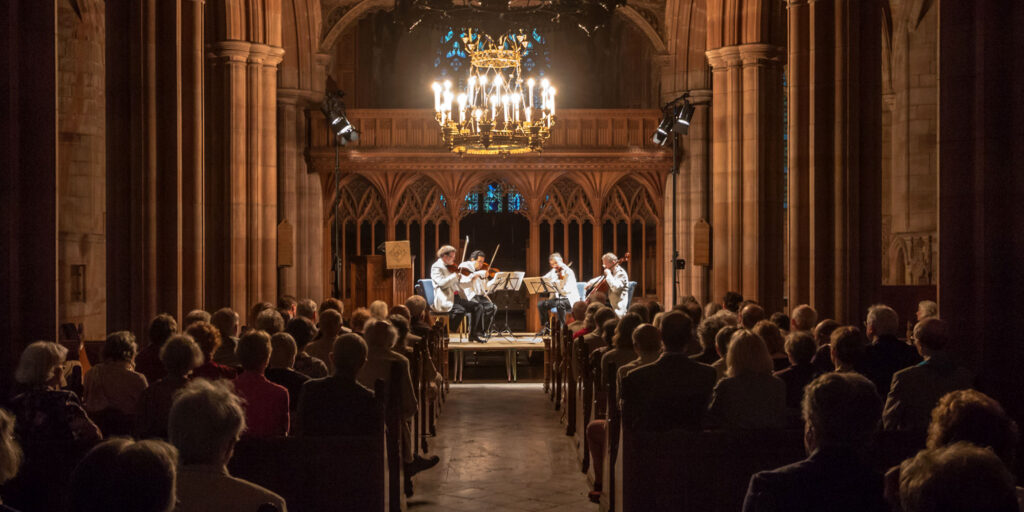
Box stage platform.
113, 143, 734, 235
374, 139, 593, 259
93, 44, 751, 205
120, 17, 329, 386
447, 332, 546, 383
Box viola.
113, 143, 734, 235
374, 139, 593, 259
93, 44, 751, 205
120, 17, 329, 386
447, 264, 474, 277
586, 252, 630, 299
478, 262, 501, 278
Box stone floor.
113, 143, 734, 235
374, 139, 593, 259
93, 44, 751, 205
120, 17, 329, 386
408, 383, 598, 512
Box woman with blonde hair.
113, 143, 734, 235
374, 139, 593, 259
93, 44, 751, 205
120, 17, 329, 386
10, 341, 101, 443
707, 330, 787, 429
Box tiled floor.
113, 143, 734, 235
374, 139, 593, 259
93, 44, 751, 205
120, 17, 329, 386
408, 383, 598, 512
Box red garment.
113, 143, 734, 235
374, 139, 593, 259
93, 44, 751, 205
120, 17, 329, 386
233, 372, 289, 438
573, 327, 591, 340
135, 344, 166, 384
192, 361, 237, 381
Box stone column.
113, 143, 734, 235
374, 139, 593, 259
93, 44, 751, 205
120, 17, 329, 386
257, 46, 284, 305
276, 92, 302, 298
181, 0, 206, 312
786, 0, 811, 309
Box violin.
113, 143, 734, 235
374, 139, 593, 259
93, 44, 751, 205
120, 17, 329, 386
478, 262, 501, 279
586, 252, 629, 299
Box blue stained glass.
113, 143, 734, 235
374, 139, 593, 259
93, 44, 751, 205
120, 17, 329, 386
464, 193, 479, 212
440, 194, 447, 207
507, 192, 522, 212
484, 183, 503, 213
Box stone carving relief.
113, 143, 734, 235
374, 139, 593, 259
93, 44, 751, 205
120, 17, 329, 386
885, 232, 935, 285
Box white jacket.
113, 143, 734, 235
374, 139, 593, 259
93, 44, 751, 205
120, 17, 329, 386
586, 265, 629, 317
458, 261, 495, 301
430, 258, 460, 312
542, 263, 580, 304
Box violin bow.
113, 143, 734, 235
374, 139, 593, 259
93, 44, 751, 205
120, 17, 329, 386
487, 244, 500, 271
460, 235, 469, 263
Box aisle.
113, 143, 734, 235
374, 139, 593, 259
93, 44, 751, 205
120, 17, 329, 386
409, 383, 598, 512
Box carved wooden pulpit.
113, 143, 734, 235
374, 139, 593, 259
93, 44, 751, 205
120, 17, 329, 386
349, 245, 414, 309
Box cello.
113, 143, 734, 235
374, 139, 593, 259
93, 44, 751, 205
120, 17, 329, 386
585, 252, 629, 301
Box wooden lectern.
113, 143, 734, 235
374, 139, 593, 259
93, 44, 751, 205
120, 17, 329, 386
348, 242, 414, 309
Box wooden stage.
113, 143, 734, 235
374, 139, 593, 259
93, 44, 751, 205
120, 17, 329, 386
447, 332, 545, 383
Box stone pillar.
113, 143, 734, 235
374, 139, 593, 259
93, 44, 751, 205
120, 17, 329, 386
257, 45, 284, 305
181, 0, 206, 312
786, 0, 811, 309
277, 93, 302, 298
670, 89, 712, 307
706, 44, 785, 313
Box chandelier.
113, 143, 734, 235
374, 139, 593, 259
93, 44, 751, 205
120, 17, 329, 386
431, 30, 557, 155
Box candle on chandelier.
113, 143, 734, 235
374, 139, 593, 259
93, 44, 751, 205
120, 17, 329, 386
490, 95, 499, 121
457, 93, 467, 124
443, 90, 454, 124
474, 108, 482, 132
432, 82, 442, 112
512, 93, 521, 123
549, 88, 556, 116
467, 76, 476, 108
527, 78, 535, 108
502, 95, 509, 124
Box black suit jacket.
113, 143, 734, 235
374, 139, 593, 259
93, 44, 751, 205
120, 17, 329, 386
742, 447, 888, 512
295, 376, 383, 437
265, 367, 309, 411
620, 352, 717, 432
862, 335, 921, 396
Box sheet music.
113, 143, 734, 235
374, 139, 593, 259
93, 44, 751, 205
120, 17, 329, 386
523, 276, 556, 295
487, 271, 525, 293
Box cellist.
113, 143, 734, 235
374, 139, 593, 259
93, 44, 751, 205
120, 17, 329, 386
585, 252, 629, 317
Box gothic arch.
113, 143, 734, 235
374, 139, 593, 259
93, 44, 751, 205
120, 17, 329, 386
539, 177, 596, 224
604, 176, 659, 223
319, 0, 392, 53
334, 174, 386, 224
394, 175, 450, 224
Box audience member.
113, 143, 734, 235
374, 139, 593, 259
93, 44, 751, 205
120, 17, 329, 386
742, 372, 886, 512
574, 302, 604, 341
350, 307, 372, 334
11, 342, 101, 443
615, 324, 663, 399
296, 333, 383, 436
83, 331, 148, 420
770, 312, 791, 335
774, 331, 819, 409
916, 300, 938, 322
707, 330, 786, 429
862, 304, 921, 396
568, 301, 588, 334
831, 326, 868, 375
628, 303, 651, 323
883, 318, 973, 432
704, 302, 723, 319
754, 320, 789, 371
136, 334, 203, 439
405, 295, 433, 337
169, 379, 287, 512
810, 319, 841, 373
285, 316, 328, 379
389, 305, 412, 321
712, 325, 742, 381
278, 295, 298, 321
0, 408, 23, 511
790, 304, 818, 333
723, 291, 744, 313
369, 300, 390, 321
899, 442, 1018, 512
210, 307, 241, 367
182, 309, 211, 331
254, 308, 285, 335
233, 330, 289, 438
645, 301, 664, 323
265, 333, 310, 413
188, 321, 237, 381
585, 290, 608, 307
579, 307, 618, 359
305, 309, 342, 366
621, 312, 716, 432
600, 312, 643, 393
248, 301, 274, 329
390, 315, 442, 396
136, 313, 178, 383
740, 303, 766, 329
68, 438, 178, 512
296, 298, 317, 322
673, 299, 704, 337
318, 297, 345, 317
693, 313, 730, 365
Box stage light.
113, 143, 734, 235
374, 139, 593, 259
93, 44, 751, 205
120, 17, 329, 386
652, 93, 694, 144
652, 108, 674, 146
320, 90, 358, 141
672, 100, 695, 135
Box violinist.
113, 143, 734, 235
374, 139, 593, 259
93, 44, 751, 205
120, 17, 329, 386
585, 252, 629, 317
458, 250, 498, 341
430, 245, 485, 342
537, 253, 580, 336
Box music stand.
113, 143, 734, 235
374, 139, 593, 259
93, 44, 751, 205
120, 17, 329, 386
487, 271, 524, 338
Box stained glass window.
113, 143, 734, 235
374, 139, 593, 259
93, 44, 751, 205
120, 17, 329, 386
464, 193, 480, 212
484, 183, 504, 212
462, 182, 523, 214
435, 28, 550, 82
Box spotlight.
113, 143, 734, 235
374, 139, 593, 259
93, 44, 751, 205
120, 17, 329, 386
652, 107, 674, 146
320, 90, 359, 141
672, 100, 695, 135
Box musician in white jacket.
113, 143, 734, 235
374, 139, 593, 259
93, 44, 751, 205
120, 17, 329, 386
585, 253, 630, 317
430, 245, 484, 342
459, 250, 498, 339
537, 253, 580, 335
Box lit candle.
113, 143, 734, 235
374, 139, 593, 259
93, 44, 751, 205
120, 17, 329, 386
502, 95, 509, 124
549, 88, 556, 116
468, 76, 476, 108
512, 93, 521, 122
432, 82, 442, 112
443, 90, 453, 124
457, 93, 467, 124
474, 108, 482, 132
527, 78, 535, 108
490, 95, 499, 121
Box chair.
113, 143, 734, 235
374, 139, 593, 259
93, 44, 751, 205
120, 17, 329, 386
626, 281, 637, 306
417, 279, 470, 339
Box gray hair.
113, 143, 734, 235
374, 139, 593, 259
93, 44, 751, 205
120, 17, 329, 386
296, 299, 317, 320
159, 334, 203, 376
0, 408, 22, 485
69, 438, 178, 512
363, 319, 398, 351
791, 304, 818, 332
15, 341, 68, 385
802, 372, 880, 448
254, 308, 285, 335
917, 300, 939, 320
169, 379, 246, 465
183, 309, 211, 330
102, 331, 138, 363
697, 314, 731, 351
602, 252, 618, 263
866, 304, 899, 337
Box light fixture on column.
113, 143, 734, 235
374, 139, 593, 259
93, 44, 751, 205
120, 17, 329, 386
320, 90, 360, 145
652, 93, 694, 145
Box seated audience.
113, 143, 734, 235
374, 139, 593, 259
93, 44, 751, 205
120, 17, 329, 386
182, 309, 211, 331
754, 320, 789, 371
692, 313, 730, 365
704, 302, 723, 319
723, 291, 744, 313
574, 302, 604, 342
405, 295, 433, 337
628, 303, 651, 323
296, 298, 317, 322
645, 301, 663, 323
136, 334, 203, 439
233, 330, 289, 438
248, 302, 274, 330
169, 379, 287, 512
862, 304, 921, 396
350, 308, 372, 334
600, 312, 644, 395
740, 303, 766, 329
277, 295, 298, 322
210, 307, 241, 367
916, 300, 939, 322
83, 331, 148, 424
615, 324, 663, 400
883, 318, 973, 432
390, 315, 442, 396
389, 305, 412, 321
136, 313, 178, 383
811, 319, 841, 373
707, 330, 786, 429
188, 321, 237, 381
254, 308, 285, 335
567, 301, 588, 334
831, 326, 868, 375
790, 304, 818, 333
673, 299, 703, 336
304, 309, 342, 366
11, 341, 101, 443
68, 438, 178, 512
742, 372, 886, 512
317, 297, 344, 316
369, 300, 390, 321
579, 307, 618, 361
770, 312, 791, 335
285, 316, 328, 379
899, 442, 1018, 512
712, 325, 742, 381
265, 333, 310, 412
773, 331, 819, 410
0, 408, 23, 511
621, 312, 716, 432
295, 334, 383, 436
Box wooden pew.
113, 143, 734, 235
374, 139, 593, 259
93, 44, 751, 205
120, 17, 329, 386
0, 439, 96, 512
562, 324, 577, 436
229, 435, 387, 512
